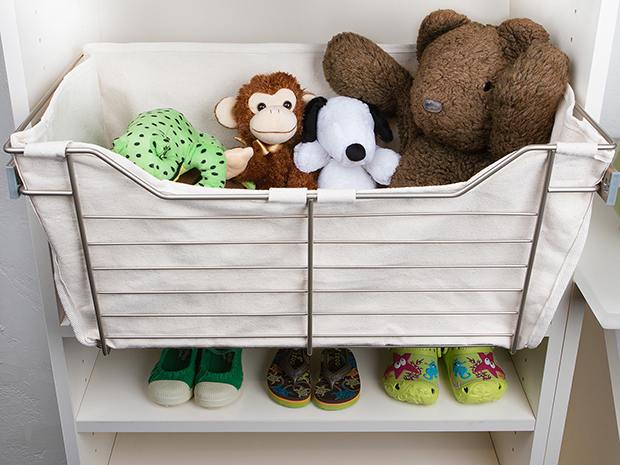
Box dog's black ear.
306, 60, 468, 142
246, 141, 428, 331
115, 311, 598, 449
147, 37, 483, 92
301, 96, 328, 143
366, 101, 394, 143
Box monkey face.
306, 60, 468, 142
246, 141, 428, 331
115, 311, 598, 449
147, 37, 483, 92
215, 72, 314, 149
247, 88, 299, 145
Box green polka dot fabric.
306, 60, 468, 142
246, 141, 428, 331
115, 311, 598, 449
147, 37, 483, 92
112, 108, 227, 188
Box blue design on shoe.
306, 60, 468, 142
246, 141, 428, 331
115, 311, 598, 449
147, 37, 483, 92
272, 383, 293, 397
424, 361, 438, 380
332, 386, 356, 400
452, 359, 471, 379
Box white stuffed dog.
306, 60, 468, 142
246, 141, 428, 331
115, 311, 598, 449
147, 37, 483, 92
293, 96, 401, 189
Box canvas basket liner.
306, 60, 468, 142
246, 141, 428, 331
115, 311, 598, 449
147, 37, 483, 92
10, 43, 613, 351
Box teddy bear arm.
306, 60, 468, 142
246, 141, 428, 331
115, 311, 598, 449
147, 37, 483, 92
364, 148, 402, 186
323, 32, 413, 118
489, 42, 570, 158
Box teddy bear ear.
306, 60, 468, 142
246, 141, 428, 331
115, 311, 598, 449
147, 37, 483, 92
416, 9, 470, 59
498, 18, 550, 61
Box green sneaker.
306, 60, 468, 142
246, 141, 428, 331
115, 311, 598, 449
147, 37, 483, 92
194, 348, 243, 408
148, 348, 198, 407
382, 347, 441, 405
443, 347, 507, 404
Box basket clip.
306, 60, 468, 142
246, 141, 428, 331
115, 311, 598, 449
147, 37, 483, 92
6, 159, 21, 199
599, 164, 619, 206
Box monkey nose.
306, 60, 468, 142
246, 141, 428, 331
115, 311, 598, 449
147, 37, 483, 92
346, 143, 366, 162
423, 99, 443, 114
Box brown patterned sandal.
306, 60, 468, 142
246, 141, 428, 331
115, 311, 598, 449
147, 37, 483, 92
313, 348, 361, 410
267, 348, 312, 408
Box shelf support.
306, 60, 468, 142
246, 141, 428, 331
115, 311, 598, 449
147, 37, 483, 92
307, 198, 314, 356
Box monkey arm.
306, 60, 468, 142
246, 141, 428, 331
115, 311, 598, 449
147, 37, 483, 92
293, 141, 330, 173
224, 147, 254, 179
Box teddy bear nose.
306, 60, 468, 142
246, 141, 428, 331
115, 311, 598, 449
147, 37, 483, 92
423, 99, 443, 114
346, 143, 366, 161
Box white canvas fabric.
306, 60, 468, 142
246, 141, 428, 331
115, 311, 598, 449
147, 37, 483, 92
10, 43, 613, 350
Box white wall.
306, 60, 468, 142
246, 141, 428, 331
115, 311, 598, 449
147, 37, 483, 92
9, 0, 509, 110
8, 0, 614, 119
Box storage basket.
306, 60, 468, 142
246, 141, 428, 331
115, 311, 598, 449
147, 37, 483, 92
6, 42, 615, 353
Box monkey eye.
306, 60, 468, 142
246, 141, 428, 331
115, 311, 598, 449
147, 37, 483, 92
257, 102, 266, 111
483, 81, 493, 92
283, 101, 293, 109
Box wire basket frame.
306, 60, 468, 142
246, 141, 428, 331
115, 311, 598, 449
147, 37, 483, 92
5, 57, 616, 355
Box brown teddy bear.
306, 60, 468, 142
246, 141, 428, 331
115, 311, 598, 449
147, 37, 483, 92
322, 9, 570, 187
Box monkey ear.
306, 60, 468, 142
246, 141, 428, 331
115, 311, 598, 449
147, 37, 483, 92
301, 96, 328, 143
214, 96, 238, 129
302, 92, 316, 104
366, 101, 394, 143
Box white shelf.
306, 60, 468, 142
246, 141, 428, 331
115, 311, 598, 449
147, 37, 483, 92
75, 347, 534, 433
108, 431, 499, 465
574, 197, 620, 329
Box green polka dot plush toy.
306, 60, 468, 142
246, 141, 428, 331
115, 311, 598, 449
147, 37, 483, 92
112, 108, 227, 188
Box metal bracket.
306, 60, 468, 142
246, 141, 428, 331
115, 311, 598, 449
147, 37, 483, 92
6, 159, 21, 199
599, 164, 620, 206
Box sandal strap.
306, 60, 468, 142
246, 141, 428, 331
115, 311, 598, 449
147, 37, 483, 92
278, 348, 310, 384
321, 349, 354, 390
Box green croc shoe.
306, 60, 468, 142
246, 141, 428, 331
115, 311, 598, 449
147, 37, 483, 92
148, 348, 198, 407
194, 348, 243, 408
313, 348, 361, 410
382, 347, 441, 405
267, 348, 312, 408
443, 347, 507, 404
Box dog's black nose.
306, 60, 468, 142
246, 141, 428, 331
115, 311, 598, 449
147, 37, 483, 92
346, 143, 366, 161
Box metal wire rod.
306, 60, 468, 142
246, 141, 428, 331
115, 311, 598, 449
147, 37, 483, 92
106, 332, 514, 340
66, 153, 109, 355
91, 263, 526, 271
87, 240, 307, 246
86, 238, 532, 247
101, 310, 518, 318
96, 287, 523, 295
511, 149, 557, 354
92, 265, 309, 271
81, 211, 538, 219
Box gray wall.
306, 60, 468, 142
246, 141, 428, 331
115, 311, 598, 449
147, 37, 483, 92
0, 35, 67, 465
